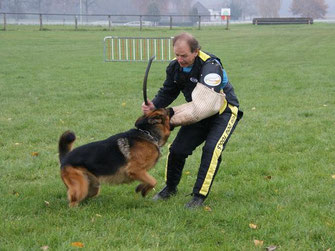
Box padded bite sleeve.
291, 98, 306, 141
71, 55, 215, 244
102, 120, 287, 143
170, 83, 226, 126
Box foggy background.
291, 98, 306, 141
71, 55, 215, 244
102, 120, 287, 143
0, 0, 334, 25
198, 0, 334, 18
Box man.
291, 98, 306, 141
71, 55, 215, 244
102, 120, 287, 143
142, 32, 243, 208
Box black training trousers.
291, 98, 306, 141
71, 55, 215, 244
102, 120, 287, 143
165, 104, 243, 197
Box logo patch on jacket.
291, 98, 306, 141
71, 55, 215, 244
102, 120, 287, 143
190, 77, 198, 83
204, 73, 221, 86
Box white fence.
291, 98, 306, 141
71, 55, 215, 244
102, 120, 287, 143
104, 36, 174, 62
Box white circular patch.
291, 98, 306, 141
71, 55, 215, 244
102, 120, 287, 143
204, 73, 221, 86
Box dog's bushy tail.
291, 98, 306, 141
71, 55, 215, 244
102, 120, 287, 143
58, 130, 76, 163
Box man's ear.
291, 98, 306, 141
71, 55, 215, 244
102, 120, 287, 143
194, 48, 200, 56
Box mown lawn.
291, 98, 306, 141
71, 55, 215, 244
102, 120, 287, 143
0, 23, 334, 250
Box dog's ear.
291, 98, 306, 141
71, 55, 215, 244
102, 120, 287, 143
148, 116, 163, 125
135, 115, 147, 128
135, 109, 168, 128
148, 108, 171, 124
135, 115, 162, 129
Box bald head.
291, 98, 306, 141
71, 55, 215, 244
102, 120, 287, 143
172, 32, 201, 53
173, 33, 200, 68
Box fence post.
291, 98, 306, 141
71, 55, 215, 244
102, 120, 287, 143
3, 13, 6, 31
39, 14, 43, 30
198, 15, 201, 30
108, 15, 111, 31
75, 16, 78, 30
169, 16, 172, 30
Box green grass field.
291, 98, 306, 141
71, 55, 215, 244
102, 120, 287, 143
0, 23, 335, 250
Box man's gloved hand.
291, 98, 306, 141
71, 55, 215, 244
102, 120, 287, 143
167, 107, 175, 131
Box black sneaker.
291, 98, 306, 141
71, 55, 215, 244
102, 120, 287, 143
153, 185, 177, 201
185, 194, 205, 209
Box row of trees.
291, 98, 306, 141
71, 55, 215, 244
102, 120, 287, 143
229, 0, 281, 19
229, 0, 328, 20
291, 0, 328, 19
0, 0, 191, 15
0, 0, 329, 20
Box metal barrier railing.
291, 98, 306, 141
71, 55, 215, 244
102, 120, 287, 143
104, 36, 174, 62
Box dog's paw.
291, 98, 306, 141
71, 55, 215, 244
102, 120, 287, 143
135, 184, 146, 193
135, 184, 154, 197
69, 201, 79, 208
141, 185, 154, 197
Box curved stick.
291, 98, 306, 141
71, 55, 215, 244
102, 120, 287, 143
143, 55, 155, 105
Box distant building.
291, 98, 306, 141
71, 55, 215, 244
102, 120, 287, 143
192, 1, 211, 21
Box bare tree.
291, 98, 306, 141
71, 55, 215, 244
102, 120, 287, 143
230, 0, 258, 20
7, 0, 28, 20
256, 0, 282, 17
82, 0, 97, 21
131, 0, 151, 14
25, 0, 43, 13
146, 1, 161, 24
230, 0, 242, 20
290, 0, 328, 19
179, 0, 193, 15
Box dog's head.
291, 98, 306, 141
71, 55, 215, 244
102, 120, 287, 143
135, 108, 171, 147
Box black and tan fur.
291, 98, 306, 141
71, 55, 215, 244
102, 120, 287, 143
58, 108, 171, 207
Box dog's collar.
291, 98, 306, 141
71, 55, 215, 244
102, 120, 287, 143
137, 129, 159, 145
136, 129, 161, 155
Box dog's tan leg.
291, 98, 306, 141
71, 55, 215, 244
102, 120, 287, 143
131, 171, 157, 197
85, 171, 100, 198
61, 166, 89, 207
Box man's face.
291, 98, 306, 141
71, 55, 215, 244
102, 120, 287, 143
174, 40, 198, 68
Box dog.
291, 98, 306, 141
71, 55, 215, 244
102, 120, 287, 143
58, 108, 171, 207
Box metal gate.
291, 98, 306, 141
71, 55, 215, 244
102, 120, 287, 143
104, 36, 174, 62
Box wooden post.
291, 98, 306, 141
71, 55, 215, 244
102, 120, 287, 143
3, 13, 6, 31
169, 16, 172, 30
75, 16, 78, 30
226, 16, 229, 30
39, 14, 43, 31
108, 15, 111, 31
198, 15, 201, 30
140, 15, 142, 31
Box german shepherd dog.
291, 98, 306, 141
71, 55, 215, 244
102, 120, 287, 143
58, 108, 171, 207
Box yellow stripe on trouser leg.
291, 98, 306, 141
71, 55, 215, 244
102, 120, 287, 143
199, 105, 238, 196
164, 144, 172, 182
